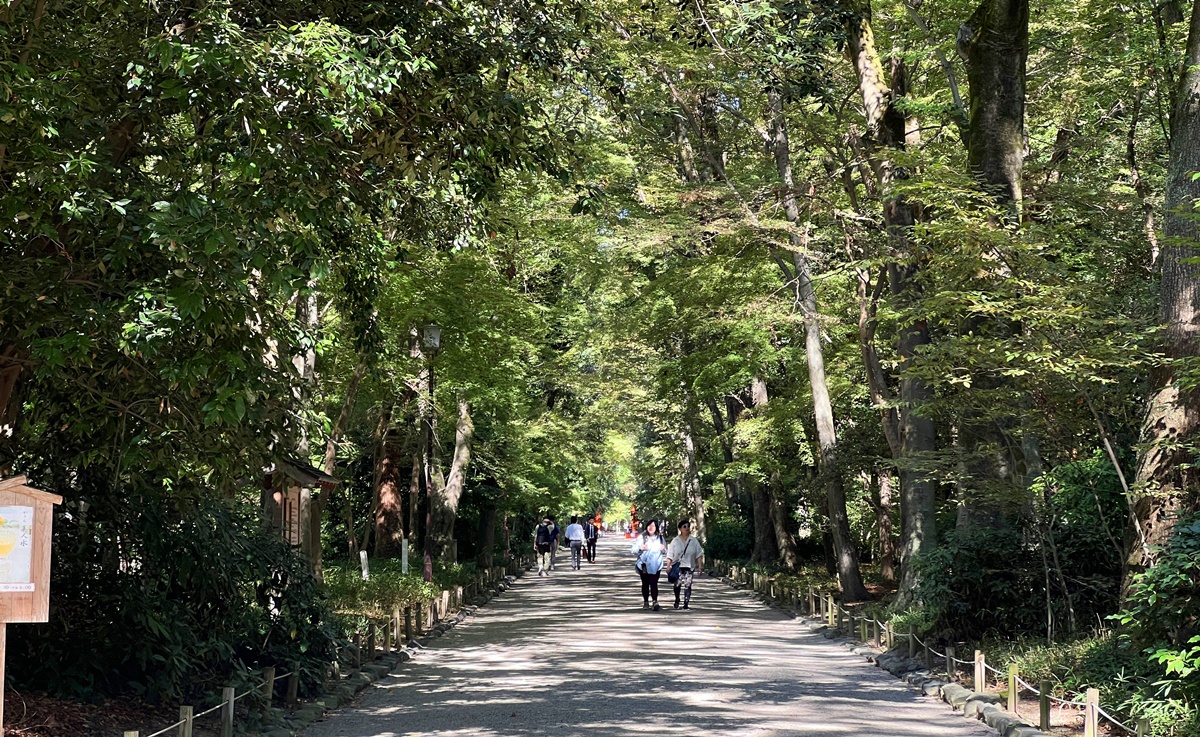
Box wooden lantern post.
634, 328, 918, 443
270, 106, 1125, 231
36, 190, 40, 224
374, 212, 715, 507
0, 476, 62, 737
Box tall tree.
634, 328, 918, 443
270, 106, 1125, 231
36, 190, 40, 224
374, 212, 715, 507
1131, 0, 1200, 581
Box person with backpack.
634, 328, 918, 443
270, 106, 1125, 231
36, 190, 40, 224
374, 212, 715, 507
665, 518, 704, 610
584, 514, 599, 563
630, 519, 667, 610
534, 516, 555, 576
548, 514, 561, 570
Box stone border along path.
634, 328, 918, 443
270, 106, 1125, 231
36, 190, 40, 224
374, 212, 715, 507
729, 575, 1057, 737
295, 536, 997, 737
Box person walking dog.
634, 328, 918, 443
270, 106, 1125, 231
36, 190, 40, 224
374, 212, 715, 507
665, 518, 704, 610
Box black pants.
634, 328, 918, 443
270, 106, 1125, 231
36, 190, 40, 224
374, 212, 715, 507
586, 537, 597, 562
639, 569, 661, 603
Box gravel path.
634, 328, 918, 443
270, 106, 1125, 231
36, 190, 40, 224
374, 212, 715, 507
301, 536, 995, 737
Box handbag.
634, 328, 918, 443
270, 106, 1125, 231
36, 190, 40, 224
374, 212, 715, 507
667, 539, 694, 584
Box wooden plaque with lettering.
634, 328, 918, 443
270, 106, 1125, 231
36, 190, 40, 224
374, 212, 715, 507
0, 476, 61, 624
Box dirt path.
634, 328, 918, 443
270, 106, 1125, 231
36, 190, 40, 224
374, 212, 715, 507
301, 536, 995, 737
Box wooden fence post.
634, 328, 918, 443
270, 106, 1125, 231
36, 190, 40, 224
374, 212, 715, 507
415, 602, 423, 635
352, 633, 362, 673
286, 672, 299, 709
124, 731, 139, 737
835, 605, 844, 631
1039, 680, 1051, 732
367, 624, 376, 661
405, 606, 413, 642
220, 686, 235, 737
945, 646, 956, 681
1083, 687, 1099, 737
441, 590, 450, 619
1007, 663, 1018, 714
826, 595, 836, 627
974, 650, 985, 690
872, 619, 880, 648
923, 639, 931, 669
384, 618, 393, 653
1136, 718, 1150, 736
260, 666, 275, 716
178, 705, 194, 737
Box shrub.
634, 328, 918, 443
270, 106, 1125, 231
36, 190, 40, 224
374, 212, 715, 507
705, 518, 752, 560
10, 490, 336, 702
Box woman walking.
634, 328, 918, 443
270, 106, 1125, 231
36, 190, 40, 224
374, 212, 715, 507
631, 519, 667, 610
665, 518, 704, 610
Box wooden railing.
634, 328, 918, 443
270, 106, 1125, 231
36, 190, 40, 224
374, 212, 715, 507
710, 559, 1149, 737
121, 555, 532, 737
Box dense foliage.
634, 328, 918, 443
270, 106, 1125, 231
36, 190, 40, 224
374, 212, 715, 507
3, 0, 1200, 733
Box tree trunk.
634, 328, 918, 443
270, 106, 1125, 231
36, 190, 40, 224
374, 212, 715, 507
374, 411, 406, 558
746, 378, 780, 563
1129, 1, 1200, 585
959, 0, 1029, 213
841, 0, 938, 606
432, 398, 474, 563
679, 424, 707, 541
871, 470, 897, 582
956, 0, 1030, 530
477, 501, 497, 567
706, 398, 741, 511
768, 87, 869, 600
769, 470, 800, 570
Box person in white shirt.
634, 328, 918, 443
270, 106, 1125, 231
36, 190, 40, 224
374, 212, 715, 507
564, 515, 587, 570
665, 518, 704, 610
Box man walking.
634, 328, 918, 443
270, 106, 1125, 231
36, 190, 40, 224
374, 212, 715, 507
584, 514, 599, 563
564, 515, 586, 570
548, 514, 560, 570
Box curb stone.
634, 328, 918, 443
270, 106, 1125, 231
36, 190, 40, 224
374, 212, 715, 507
244, 567, 529, 737
713, 573, 1053, 737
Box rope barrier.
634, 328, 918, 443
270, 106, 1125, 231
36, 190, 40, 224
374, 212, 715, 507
982, 661, 1005, 675
1097, 705, 1138, 735
1015, 674, 1042, 695
952, 656, 974, 665
193, 702, 225, 719
272, 670, 296, 682
143, 719, 187, 737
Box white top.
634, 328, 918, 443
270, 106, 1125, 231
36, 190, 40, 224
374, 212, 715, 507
564, 523, 585, 542
667, 536, 704, 569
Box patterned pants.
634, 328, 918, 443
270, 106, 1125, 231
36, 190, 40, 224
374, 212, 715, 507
673, 568, 695, 605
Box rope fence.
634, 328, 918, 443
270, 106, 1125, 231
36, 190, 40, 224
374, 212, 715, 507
711, 559, 1153, 737
121, 555, 533, 736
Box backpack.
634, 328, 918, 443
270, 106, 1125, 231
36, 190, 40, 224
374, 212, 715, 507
535, 524, 553, 552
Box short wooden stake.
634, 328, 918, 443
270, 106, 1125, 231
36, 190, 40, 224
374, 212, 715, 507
872, 619, 880, 648
835, 605, 844, 630
1007, 663, 1018, 714
859, 617, 867, 642
1039, 679, 1051, 731
124, 732, 139, 737
945, 646, 956, 680
405, 606, 413, 642
367, 623, 376, 660
415, 603, 423, 634
384, 619, 393, 652
178, 705, 194, 737
886, 623, 894, 649
1083, 687, 1099, 737
1136, 718, 1150, 737
826, 594, 836, 627
974, 650, 986, 690
260, 666, 275, 716
923, 639, 931, 669
220, 686, 235, 737
285, 673, 299, 709
352, 632, 362, 672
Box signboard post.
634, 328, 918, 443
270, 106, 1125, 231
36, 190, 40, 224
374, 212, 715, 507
0, 476, 61, 737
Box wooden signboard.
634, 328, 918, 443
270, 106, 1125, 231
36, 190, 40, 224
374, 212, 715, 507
0, 476, 61, 736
